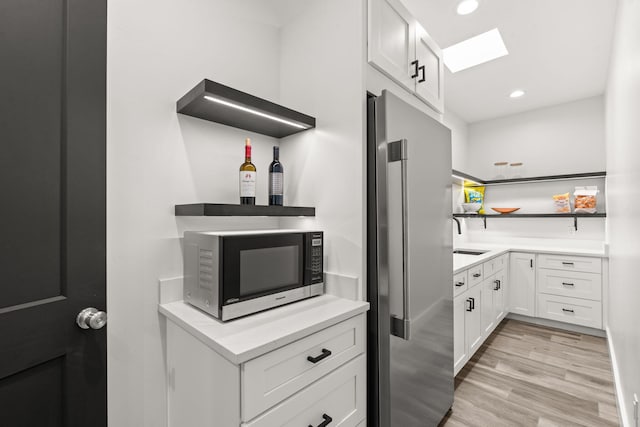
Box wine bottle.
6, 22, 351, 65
269, 146, 283, 206
239, 138, 256, 205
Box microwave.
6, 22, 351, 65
183, 230, 324, 321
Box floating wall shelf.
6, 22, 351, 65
452, 170, 606, 186
453, 212, 606, 230
175, 203, 315, 217
177, 79, 316, 138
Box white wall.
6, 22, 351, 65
467, 96, 606, 179
279, 0, 366, 299
107, 0, 366, 425
605, 0, 640, 425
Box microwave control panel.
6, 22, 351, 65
308, 232, 323, 283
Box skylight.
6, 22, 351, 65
443, 28, 508, 73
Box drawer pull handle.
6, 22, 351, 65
494, 279, 501, 291
466, 298, 472, 312
307, 349, 332, 364
562, 282, 575, 286
473, 273, 481, 278
562, 308, 575, 313
455, 281, 465, 287
309, 414, 332, 427
562, 262, 575, 266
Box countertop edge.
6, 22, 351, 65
159, 296, 370, 364
453, 246, 607, 274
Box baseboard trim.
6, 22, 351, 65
505, 313, 605, 337
606, 326, 629, 427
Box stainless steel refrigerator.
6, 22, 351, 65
367, 89, 453, 426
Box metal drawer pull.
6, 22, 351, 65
494, 280, 500, 291
562, 282, 575, 286
455, 281, 465, 287
410, 60, 419, 78
466, 299, 472, 312
562, 262, 575, 266
307, 348, 332, 364
473, 273, 481, 278
562, 308, 575, 313
309, 414, 332, 427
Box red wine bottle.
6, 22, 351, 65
269, 146, 283, 206
239, 138, 256, 205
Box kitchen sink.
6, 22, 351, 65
453, 249, 489, 256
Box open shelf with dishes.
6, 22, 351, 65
453, 212, 606, 230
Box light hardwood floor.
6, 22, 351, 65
439, 319, 620, 427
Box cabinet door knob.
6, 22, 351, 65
410, 60, 419, 78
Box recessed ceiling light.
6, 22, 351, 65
456, 0, 479, 15
509, 90, 525, 98
442, 28, 508, 73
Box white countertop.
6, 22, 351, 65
453, 242, 607, 274
159, 295, 369, 365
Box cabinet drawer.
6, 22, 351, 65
242, 314, 365, 421
538, 269, 602, 301
453, 270, 468, 297
537, 254, 601, 274
243, 354, 366, 427
468, 265, 483, 287
537, 294, 602, 329
483, 254, 506, 278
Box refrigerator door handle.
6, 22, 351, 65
387, 139, 411, 340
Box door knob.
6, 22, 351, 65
76, 307, 107, 330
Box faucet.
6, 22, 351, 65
452, 216, 461, 235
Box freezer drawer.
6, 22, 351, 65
537, 294, 602, 329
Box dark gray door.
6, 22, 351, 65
0, 0, 107, 426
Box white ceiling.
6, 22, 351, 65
401, 0, 618, 123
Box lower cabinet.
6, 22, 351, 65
509, 252, 536, 316
167, 313, 367, 427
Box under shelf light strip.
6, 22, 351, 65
203, 95, 310, 129
451, 174, 482, 186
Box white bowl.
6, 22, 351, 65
461, 203, 482, 213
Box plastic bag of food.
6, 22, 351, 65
553, 193, 571, 213
464, 186, 485, 214
574, 186, 598, 213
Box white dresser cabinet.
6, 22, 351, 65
161, 296, 369, 427
536, 254, 603, 329
368, 0, 444, 112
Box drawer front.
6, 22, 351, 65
242, 314, 365, 421
483, 259, 495, 278
243, 354, 366, 427
537, 294, 602, 329
494, 254, 507, 273
538, 269, 602, 301
468, 265, 483, 287
538, 254, 601, 274
453, 270, 468, 297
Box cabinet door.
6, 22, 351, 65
368, 0, 416, 91
493, 270, 506, 324
509, 252, 536, 316
465, 285, 483, 356
480, 277, 495, 338
453, 295, 467, 375
414, 24, 444, 113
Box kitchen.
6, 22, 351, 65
0, 0, 638, 426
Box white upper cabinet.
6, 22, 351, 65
368, 0, 445, 113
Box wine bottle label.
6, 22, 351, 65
239, 171, 256, 197
269, 172, 283, 196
